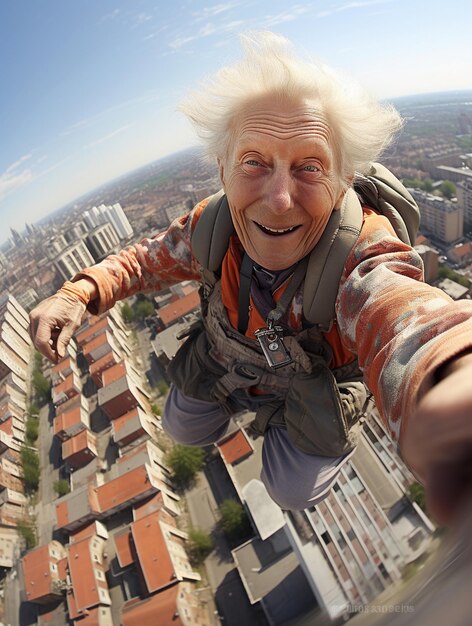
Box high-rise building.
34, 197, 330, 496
86, 223, 120, 261
54, 240, 95, 281
84, 202, 133, 241
457, 180, 472, 230
411, 190, 463, 244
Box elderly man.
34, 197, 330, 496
30, 33, 472, 522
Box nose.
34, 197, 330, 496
264, 168, 293, 214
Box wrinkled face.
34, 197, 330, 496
219, 95, 346, 270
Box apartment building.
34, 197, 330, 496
22, 541, 68, 604
111, 406, 161, 450
457, 179, 472, 229
98, 360, 151, 420
411, 189, 463, 244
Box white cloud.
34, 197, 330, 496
98, 8, 121, 24
262, 4, 313, 27
0, 162, 34, 201
193, 2, 241, 19
84, 124, 134, 149
316, 0, 391, 19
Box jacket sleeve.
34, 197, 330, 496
336, 208, 472, 444
72, 199, 208, 314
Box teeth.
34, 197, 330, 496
261, 224, 295, 234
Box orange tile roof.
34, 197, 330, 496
22, 544, 65, 602
158, 290, 200, 326
67, 538, 106, 616
131, 511, 174, 593
53, 406, 84, 435
112, 408, 141, 434
53, 372, 79, 397
55, 500, 69, 528
62, 430, 96, 459
70, 521, 105, 543
95, 465, 158, 513
122, 583, 183, 626
101, 360, 127, 386
75, 317, 109, 346
81, 331, 110, 357
51, 355, 73, 376
217, 429, 254, 465
132, 493, 164, 520
114, 527, 135, 568
89, 351, 120, 376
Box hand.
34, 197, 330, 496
402, 356, 472, 526
29, 292, 87, 363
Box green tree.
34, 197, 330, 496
23, 464, 40, 493
166, 444, 205, 488
187, 528, 214, 564
135, 299, 155, 320
32, 370, 51, 405
121, 302, 135, 324
17, 519, 37, 550
440, 180, 456, 199
219, 499, 252, 540
25, 418, 39, 445
53, 479, 71, 497
423, 178, 434, 192
408, 482, 426, 511
21, 447, 39, 470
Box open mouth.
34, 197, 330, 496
255, 222, 301, 236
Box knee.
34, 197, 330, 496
261, 470, 317, 511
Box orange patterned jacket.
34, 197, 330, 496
75, 197, 472, 445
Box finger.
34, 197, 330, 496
34, 320, 60, 362
56, 324, 77, 359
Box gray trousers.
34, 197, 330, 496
162, 385, 354, 510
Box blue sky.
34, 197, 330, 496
1, 0, 471, 241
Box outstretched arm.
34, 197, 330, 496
29, 199, 208, 362
337, 208, 472, 525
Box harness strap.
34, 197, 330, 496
238, 253, 253, 334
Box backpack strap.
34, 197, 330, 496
303, 188, 363, 331
354, 162, 419, 246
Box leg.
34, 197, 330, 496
162, 384, 231, 446
261, 427, 355, 510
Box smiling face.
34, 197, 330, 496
219, 95, 346, 270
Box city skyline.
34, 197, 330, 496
1, 0, 472, 241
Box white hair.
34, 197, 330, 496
179, 32, 403, 185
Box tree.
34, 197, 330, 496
135, 299, 155, 320
157, 379, 169, 396
54, 479, 71, 497
408, 482, 426, 512
440, 180, 456, 200
17, 519, 37, 550
187, 528, 214, 564
166, 444, 205, 488
23, 463, 40, 493
219, 499, 252, 540
121, 302, 134, 324
25, 418, 39, 445
32, 370, 51, 405
423, 178, 434, 192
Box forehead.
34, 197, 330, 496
231, 95, 333, 152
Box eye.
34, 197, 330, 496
302, 164, 320, 172
245, 159, 262, 167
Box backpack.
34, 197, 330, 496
191, 162, 420, 331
